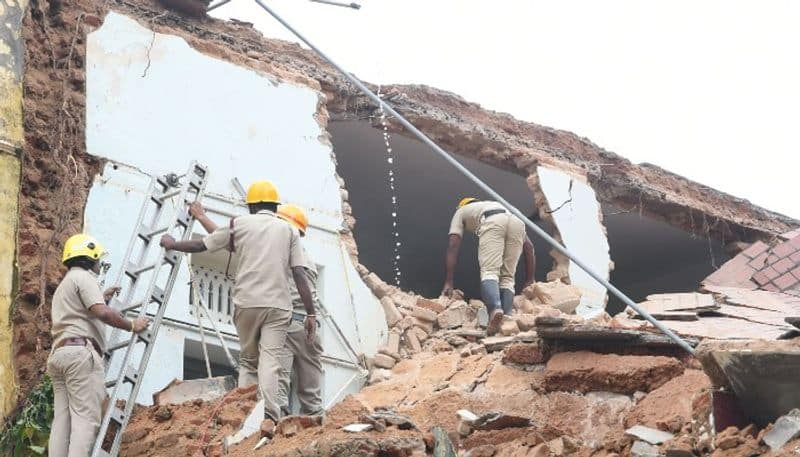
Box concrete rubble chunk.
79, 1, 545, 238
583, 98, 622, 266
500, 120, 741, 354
445, 335, 469, 347
380, 296, 403, 327
387, 332, 401, 354
372, 353, 397, 369
343, 423, 373, 433
364, 273, 392, 298
763, 408, 800, 450
500, 318, 520, 336
483, 336, 516, 352
392, 292, 417, 309
432, 426, 457, 457
531, 281, 582, 313
472, 412, 532, 431
224, 399, 265, 450
405, 330, 422, 353
397, 316, 416, 331
625, 425, 675, 445
153, 376, 235, 406
413, 317, 435, 334
544, 351, 684, 394
502, 342, 545, 365
630, 440, 660, 457
417, 297, 447, 314
437, 301, 478, 329
369, 409, 418, 430
514, 331, 538, 343
516, 313, 537, 331
456, 409, 479, 423
411, 326, 429, 343
411, 306, 439, 322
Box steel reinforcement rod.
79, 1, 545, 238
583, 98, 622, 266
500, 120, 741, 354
251, 0, 696, 356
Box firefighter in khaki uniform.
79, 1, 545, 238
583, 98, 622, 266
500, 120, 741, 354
275, 204, 324, 417
441, 198, 536, 336
48, 234, 149, 457
161, 180, 315, 426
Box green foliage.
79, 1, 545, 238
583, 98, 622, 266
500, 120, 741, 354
0, 377, 53, 457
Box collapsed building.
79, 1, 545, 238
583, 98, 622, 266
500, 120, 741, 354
1, 0, 799, 455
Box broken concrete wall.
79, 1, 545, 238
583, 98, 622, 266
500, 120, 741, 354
81, 11, 383, 405
530, 166, 611, 317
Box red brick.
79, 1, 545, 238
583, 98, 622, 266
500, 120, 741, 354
773, 242, 796, 258
774, 273, 800, 291
748, 252, 769, 268
763, 267, 781, 280
772, 257, 796, 274
752, 271, 771, 286
742, 241, 769, 259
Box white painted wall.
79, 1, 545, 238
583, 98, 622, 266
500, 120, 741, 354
84, 12, 387, 406
536, 166, 611, 317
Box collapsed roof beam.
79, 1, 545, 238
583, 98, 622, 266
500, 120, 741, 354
251, 0, 696, 356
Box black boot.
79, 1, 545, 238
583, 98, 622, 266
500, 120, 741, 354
481, 280, 503, 335
500, 288, 514, 315
480, 279, 501, 313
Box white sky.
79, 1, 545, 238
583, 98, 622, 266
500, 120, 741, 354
213, 0, 800, 220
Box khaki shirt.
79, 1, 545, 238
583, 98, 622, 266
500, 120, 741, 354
448, 201, 506, 236
289, 246, 320, 315
51, 267, 107, 351
203, 210, 303, 310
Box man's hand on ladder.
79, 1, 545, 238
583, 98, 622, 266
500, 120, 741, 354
132, 317, 151, 333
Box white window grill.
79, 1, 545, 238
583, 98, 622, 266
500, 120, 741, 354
189, 266, 234, 326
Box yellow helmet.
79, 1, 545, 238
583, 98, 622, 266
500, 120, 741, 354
277, 204, 309, 235
245, 180, 280, 204
457, 197, 478, 209
62, 234, 106, 264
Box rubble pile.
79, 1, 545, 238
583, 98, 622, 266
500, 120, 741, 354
366, 279, 588, 370
119, 315, 800, 457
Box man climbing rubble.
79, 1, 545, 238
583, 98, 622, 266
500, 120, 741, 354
48, 234, 150, 457
159, 180, 316, 427
441, 197, 535, 336
275, 203, 324, 417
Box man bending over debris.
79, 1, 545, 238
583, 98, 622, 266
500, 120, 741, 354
441, 198, 535, 336
49, 234, 150, 457
160, 180, 315, 426
275, 203, 324, 417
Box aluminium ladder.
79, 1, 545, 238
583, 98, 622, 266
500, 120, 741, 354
90, 161, 209, 457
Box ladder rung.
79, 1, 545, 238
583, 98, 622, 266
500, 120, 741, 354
122, 365, 140, 384
110, 406, 126, 425
121, 301, 145, 313
151, 286, 165, 304
154, 188, 181, 202
126, 262, 157, 277
106, 338, 131, 354
139, 224, 170, 239
138, 329, 153, 345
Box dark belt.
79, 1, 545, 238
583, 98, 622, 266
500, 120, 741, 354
56, 336, 101, 355
482, 209, 507, 219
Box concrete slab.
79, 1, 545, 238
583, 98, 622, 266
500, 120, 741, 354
152, 376, 235, 405
625, 425, 674, 445
697, 340, 800, 426
763, 408, 800, 450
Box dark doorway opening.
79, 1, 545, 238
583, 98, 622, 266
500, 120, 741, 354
331, 120, 554, 300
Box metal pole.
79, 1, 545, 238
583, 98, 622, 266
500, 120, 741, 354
207, 0, 233, 12
251, 0, 695, 356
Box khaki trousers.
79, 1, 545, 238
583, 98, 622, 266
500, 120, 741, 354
277, 319, 324, 416
47, 343, 105, 457
233, 306, 292, 422
477, 214, 526, 290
